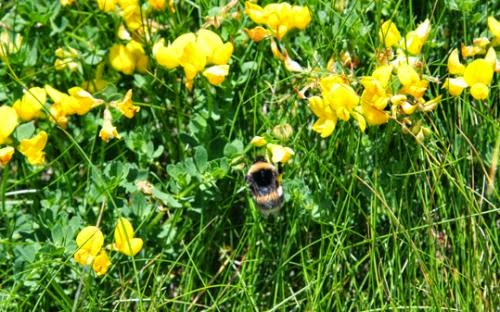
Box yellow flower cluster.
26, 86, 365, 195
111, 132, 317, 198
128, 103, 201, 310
249, 136, 294, 164
154, 29, 233, 89
308, 19, 440, 140
309, 76, 365, 137
0, 85, 138, 166
444, 16, 498, 100
245, 2, 311, 40
109, 40, 149, 75
74, 218, 143, 276
379, 18, 431, 59
0, 104, 49, 166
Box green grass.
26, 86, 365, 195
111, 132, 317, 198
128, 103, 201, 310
0, 0, 498, 310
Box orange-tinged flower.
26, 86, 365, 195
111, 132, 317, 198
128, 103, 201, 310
0, 146, 15, 166
92, 250, 111, 276
397, 64, 428, 99
0, 106, 18, 144
99, 108, 120, 142
74, 226, 105, 266
379, 20, 401, 48
461, 43, 485, 58
13, 87, 47, 121
114, 217, 143, 256
267, 143, 294, 164
245, 26, 272, 42
447, 48, 465, 75
111, 89, 139, 118
18, 131, 48, 165
149, 0, 166, 10
443, 77, 467, 96
202, 65, 229, 85
97, 0, 117, 12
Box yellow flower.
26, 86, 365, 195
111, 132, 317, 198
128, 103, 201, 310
0, 105, 18, 145
488, 16, 500, 45
397, 64, 428, 99
13, 87, 47, 121
120, 1, 143, 31
0, 31, 22, 58
111, 89, 139, 118
402, 18, 431, 55
0, 146, 15, 166
99, 108, 120, 142
68, 87, 104, 115
463, 59, 494, 100
323, 81, 360, 121
109, 40, 148, 75
149, 0, 166, 10
443, 77, 467, 96
109, 44, 135, 74
19, 131, 48, 165
267, 143, 294, 164
155, 30, 233, 86
250, 136, 267, 147
359, 65, 393, 126
92, 250, 111, 276
461, 43, 485, 58
60, 0, 75, 6
379, 20, 401, 48
196, 29, 233, 65
113, 217, 143, 256
309, 96, 337, 138
244, 2, 311, 40
309, 76, 365, 136
74, 226, 105, 266
202, 65, 230, 86
447, 48, 465, 75
245, 26, 272, 42
97, 0, 117, 12
469, 83, 489, 100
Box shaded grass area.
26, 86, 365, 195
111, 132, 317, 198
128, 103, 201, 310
0, 0, 498, 310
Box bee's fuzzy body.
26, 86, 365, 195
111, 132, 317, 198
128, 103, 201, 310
246, 159, 284, 216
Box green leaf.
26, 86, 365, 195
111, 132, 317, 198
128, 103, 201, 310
152, 187, 182, 208
14, 122, 36, 141
194, 146, 208, 173
223, 139, 244, 158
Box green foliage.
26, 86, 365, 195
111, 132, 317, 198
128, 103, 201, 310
0, 0, 498, 311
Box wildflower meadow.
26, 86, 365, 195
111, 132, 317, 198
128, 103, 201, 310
0, 0, 498, 310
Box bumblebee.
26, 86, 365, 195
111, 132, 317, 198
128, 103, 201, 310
246, 157, 284, 216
